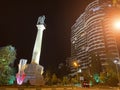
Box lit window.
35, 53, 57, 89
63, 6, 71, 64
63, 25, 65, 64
108, 4, 112, 7
81, 32, 86, 37
72, 41, 75, 44
93, 7, 100, 12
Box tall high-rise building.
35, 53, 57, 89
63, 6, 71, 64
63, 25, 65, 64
69, 0, 120, 73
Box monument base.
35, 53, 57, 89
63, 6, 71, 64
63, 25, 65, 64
24, 63, 45, 85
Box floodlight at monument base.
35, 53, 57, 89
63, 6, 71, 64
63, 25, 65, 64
16, 73, 26, 85
16, 59, 27, 85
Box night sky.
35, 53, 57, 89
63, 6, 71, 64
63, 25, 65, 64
0, 0, 94, 72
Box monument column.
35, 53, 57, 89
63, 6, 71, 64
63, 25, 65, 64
31, 16, 45, 64
24, 16, 46, 85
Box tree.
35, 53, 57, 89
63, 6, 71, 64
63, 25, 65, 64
99, 60, 118, 86
58, 63, 71, 79
62, 76, 69, 85
51, 73, 58, 85
0, 45, 16, 85
44, 70, 52, 85
70, 77, 77, 84
90, 53, 102, 75
99, 72, 107, 84
89, 53, 102, 84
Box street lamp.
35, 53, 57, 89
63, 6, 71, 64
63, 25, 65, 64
114, 59, 120, 86
113, 19, 120, 89
73, 62, 78, 67
73, 61, 80, 83
113, 19, 120, 30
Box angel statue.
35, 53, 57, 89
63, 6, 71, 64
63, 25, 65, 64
37, 15, 45, 25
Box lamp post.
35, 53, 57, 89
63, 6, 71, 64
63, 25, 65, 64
73, 62, 81, 83
73, 62, 79, 82
113, 19, 120, 89
114, 59, 120, 87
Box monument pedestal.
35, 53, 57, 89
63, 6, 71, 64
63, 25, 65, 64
24, 63, 45, 85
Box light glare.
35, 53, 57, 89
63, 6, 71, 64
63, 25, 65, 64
73, 62, 78, 67
114, 20, 120, 30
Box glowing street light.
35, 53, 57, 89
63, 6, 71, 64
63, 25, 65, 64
73, 61, 81, 83
113, 19, 120, 30
73, 62, 78, 67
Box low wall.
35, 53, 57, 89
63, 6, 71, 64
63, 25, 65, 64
6, 88, 18, 90
0, 87, 117, 90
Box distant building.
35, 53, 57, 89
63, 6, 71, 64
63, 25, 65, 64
68, 0, 120, 74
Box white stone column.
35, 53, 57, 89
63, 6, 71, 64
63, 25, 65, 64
31, 24, 45, 64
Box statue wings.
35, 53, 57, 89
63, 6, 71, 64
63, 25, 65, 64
37, 15, 45, 25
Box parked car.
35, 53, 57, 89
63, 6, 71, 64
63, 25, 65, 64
82, 81, 89, 87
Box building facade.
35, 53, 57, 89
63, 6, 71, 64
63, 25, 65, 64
69, 0, 120, 74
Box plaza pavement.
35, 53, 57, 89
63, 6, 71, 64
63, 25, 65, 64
0, 86, 119, 90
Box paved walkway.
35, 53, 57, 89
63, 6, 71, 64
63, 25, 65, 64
0, 86, 119, 90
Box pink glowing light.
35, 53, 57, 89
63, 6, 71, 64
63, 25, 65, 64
16, 73, 26, 85
16, 59, 27, 85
